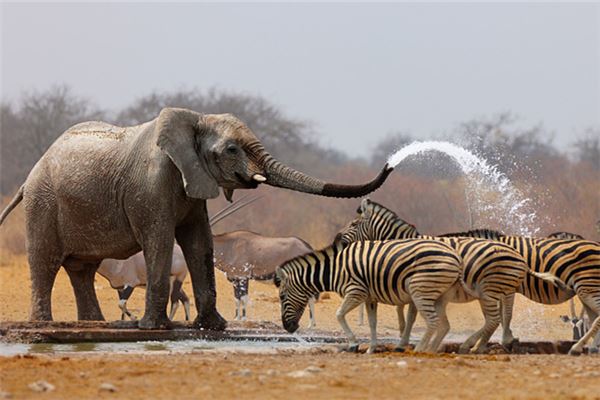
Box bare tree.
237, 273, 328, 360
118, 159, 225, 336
0, 85, 104, 194
572, 129, 600, 170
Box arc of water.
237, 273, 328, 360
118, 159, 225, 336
386, 141, 539, 236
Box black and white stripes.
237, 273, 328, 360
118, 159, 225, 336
275, 240, 462, 353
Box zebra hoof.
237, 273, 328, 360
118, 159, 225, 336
568, 348, 582, 356
346, 345, 359, 353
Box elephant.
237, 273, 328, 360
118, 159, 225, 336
0, 107, 392, 330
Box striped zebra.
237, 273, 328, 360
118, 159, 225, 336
440, 228, 600, 355
338, 199, 565, 353
275, 239, 463, 353
548, 232, 590, 339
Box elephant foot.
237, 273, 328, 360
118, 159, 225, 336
138, 315, 172, 330
589, 347, 599, 355
394, 346, 406, 353
29, 314, 53, 322
194, 310, 227, 331
458, 346, 471, 355
78, 310, 105, 321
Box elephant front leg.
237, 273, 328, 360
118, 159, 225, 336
138, 234, 175, 330
176, 208, 226, 331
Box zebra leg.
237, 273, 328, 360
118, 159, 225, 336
336, 293, 366, 352
411, 296, 440, 353
570, 300, 599, 355
307, 296, 316, 329
357, 304, 365, 326
394, 304, 406, 351
365, 300, 379, 354
430, 293, 452, 352
501, 293, 518, 345
400, 302, 418, 348
472, 296, 502, 354
118, 286, 136, 321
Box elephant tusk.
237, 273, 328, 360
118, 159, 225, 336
252, 174, 267, 182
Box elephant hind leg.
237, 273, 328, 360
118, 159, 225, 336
28, 256, 61, 321
65, 263, 105, 321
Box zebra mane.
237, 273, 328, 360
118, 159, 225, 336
547, 231, 585, 240
366, 200, 420, 234
439, 228, 506, 239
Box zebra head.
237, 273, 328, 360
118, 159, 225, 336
335, 218, 361, 245
274, 265, 311, 333
337, 198, 418, 244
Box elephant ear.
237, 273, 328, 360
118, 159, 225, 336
156, 108, 220, 199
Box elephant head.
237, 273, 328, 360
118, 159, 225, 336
156, 108, 393, 201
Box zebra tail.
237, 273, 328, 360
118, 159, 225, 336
529, 271, 571, 293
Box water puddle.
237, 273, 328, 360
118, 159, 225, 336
0, 339, 326, 357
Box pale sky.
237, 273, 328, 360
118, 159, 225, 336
2, 2, 599, 156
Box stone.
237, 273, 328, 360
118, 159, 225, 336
230, 369, 252, 377
99, 383, 118, 393
396, 361, 408, 368
28, 381, 55, 393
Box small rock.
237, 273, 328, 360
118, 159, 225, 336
99, 383, 117, 393
396, 361, 408, 368
533, 370, 541, 376
266, 369, 277, 376
453, 358, 472, 367
229, 369, 252, 377
304, 366, 323, 373
549, 373, 561, 379
287, 366, 323, 378
78, 372, 88, 379
0, 390, 12, 399
287, 370, 312, 378
28, 381, 55, 393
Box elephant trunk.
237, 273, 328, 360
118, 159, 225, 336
245, 141, 393, 198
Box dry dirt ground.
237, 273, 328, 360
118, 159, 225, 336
1, 254, 600, 399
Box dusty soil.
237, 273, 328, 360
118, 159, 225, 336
1, 254, 599, 399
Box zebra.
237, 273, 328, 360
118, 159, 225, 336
440, 228, 600, 355
547, 232, 590, 339
337, 199, 565, 353
275, 239, 463, 353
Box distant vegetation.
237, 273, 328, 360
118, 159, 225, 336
1, 85, 598, 254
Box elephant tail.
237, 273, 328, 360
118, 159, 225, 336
0, 185, 24, 226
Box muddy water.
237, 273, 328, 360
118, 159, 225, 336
0, 339, 329, 357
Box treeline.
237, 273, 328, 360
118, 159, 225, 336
1, 86, 599, 255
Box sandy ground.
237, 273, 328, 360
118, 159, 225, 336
1, 254, 600, 399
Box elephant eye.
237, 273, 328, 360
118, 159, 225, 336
226, 144, 238, 154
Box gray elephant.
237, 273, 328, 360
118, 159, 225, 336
0, 107, 392, 330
